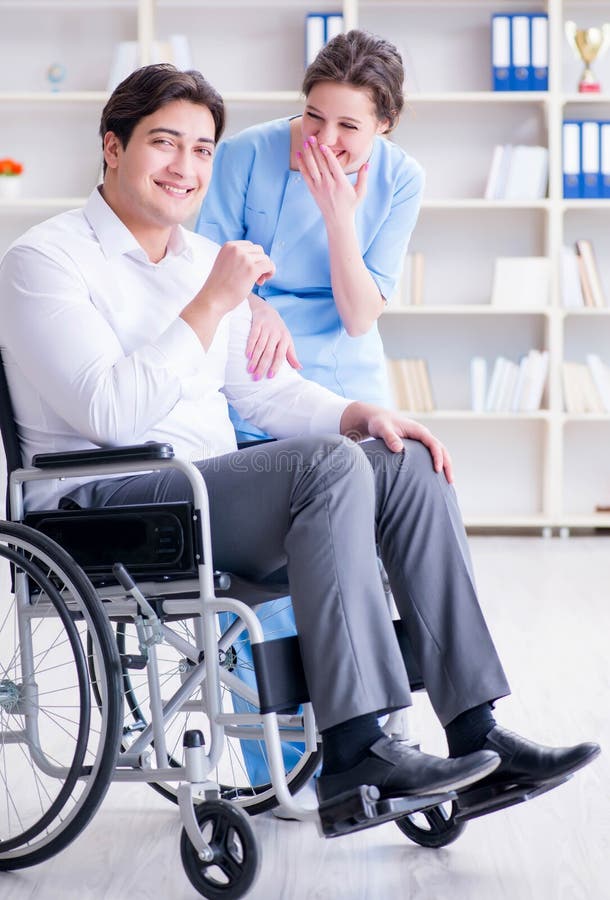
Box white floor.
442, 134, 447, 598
2, 536, 609, 900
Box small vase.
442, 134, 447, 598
0, 177, 23, 199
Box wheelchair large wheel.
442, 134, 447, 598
180, 800, 260, 899
395, 799, 466, 848
89, 607, 321, 815
0, 522, 122, 871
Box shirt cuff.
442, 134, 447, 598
308, 395, 352, 435
152, 317, 207, 377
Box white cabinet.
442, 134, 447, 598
1, 0, 609, 530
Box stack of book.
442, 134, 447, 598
470, 350, 549, 413
491, 13, 548, 91
561, 240, 607, 308
485, 145, 549, 200
562, 355, 610, 413
391, 253, 425, 306
562, 120, 610, 199
386, 358, 435, 412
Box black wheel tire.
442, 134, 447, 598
0, 522, 122, 871
395, 800, 466, 848
180, 800, 260, 899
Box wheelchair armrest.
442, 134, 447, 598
32, 442, 175, 469
236, 438, 277, 450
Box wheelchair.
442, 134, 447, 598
0, 354, 557, 897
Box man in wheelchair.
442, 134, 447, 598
0, 64, 599, 820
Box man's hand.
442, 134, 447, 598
340, 402, 454, 483
246, 295, 302, 380
201, 241, 275, 313
181, 241, 275, 349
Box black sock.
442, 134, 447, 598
320, 713, 385, 776
445, 703, 496, 757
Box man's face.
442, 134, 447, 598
103, 99, 216, 234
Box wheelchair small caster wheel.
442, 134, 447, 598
395, 800, 466, 848
180, 799, 260, 899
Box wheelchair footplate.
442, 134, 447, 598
318, 785, 456, 838
454, 774, 572, 822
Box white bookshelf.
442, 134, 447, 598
1, 0, 609, 531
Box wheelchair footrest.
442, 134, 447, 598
318, 785, 455, 838
454, 775, 571, 822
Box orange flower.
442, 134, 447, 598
0, 158, 24, 175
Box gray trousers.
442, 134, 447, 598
63, 436, 510, 732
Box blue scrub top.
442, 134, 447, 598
195, 118, 424, 439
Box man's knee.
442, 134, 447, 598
363, 437, 449, 496
291, 434, 375, 502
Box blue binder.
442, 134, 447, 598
562, 121, 581, 199
305, 13, 326, 67
530, 14, 549, 90
601, 122, 610, 198
491, 14, 511, 90
510, 14, 531, 90
581, 120, 601, 198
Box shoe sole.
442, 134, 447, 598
414, 753, 502, 796
476, 743, 602, 792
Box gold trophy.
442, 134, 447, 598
565, 21, 610, 93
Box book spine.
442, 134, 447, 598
470, 357, 487, 412
562, 121, 581, 199
510, 15, 530, 91
530, 14, 548, 91
325, 14, 343, 42
601, 122, 610, 200
581, 121, 601, 199
491, 14, 511, 91
305, 13, 326, 67
410, 253, 425, 306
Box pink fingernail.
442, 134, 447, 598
303, 141, 309, 149
320, 144, 328, 153
253, 374, 261, 381
267, 371, 275, 379
296, 150, 302, 159
364, 162, 370, 170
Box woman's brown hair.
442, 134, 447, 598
302, 29, 404, 132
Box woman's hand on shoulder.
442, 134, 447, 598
246, 295, 302, 379
297, 136, 368, 225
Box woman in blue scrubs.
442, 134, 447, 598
196, 28, 424, 439
196, 30, 424, 788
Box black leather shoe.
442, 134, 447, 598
477, 726, 601, 788
316, 736, 500, 804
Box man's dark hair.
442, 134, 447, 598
99, 64, 225, 174
302, 29, 404, 133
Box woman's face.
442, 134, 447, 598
302, 81, 389, 174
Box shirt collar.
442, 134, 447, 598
83, 186, 193, 264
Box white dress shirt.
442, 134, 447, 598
0, 188, 350, 510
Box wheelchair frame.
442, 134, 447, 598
0, 350, 465, 898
